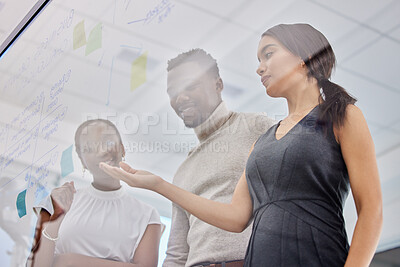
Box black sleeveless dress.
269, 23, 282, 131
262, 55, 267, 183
245, 106, 350, 266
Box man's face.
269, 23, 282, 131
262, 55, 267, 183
167, 61, 222, 128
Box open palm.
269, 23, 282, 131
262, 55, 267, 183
100, 161, 162, 190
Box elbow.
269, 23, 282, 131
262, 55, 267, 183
371, 207, 383, 234
372, 200, 383, 226
358, 201, 383, 230
230, 226, 244, 233
371, 206, 383, 237
375, 204, 383, 229
229, 219, 250, 233
221, 204, 252, 233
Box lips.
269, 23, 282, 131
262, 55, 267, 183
261, 75, 271, 85
177, 103, 196, 117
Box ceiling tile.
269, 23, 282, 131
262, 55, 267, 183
366, 121, 382, 136
332, 27, 380, 63
391, 119, 400, 134
340, 38, 400, 95
306, 0, 393, 24
371, 128, 400, 156
364, 0, 400, 32
333, 69, 400, 126
232, 0, 296, 31
176, 0, 248, 18
388, 24, 400, 42
378, 199, 400, 251
251, 0, 359, 41
377, 146, 400, 182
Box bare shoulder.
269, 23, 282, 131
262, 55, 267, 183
345, 104, 364, 121
335, 104, 370, 144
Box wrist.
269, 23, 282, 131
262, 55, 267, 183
45, 215, 64, 231
42, 226, 59, 242
153, 176, 167, 193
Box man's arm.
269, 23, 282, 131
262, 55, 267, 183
163, 203, 190, 267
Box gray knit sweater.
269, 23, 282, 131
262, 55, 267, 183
163, 102, 276, 267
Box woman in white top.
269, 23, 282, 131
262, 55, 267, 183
28, 119, 162, 267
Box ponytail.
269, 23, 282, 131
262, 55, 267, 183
317, 78, 357, 128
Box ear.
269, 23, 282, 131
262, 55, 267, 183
120, 143, 125, 158
80, 156, 89, 170
216, 78, 223, 93
75, 146, 88, 170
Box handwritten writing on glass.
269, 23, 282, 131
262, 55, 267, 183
47, 69, 72, 113
60, 145, 74, 178
127, 0, 175, 25
1, 9, 74, 96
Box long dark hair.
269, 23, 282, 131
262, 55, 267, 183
262, 23, 356, 127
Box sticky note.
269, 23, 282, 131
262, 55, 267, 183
73, 20, 87, 50
131, 51, 148, 91
85, 23, 102, 56
61, 145, 74, 177
16, 189, 27, 218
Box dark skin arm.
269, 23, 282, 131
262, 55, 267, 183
27, 182, 75, 267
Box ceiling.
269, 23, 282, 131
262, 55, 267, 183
0, 0, 399, 252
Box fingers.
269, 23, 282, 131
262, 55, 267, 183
100, 162, 140, 187
119, 161, 138, 174
51, 181, 76, 215
60, 181, 76, 193
99, 163, 124, 181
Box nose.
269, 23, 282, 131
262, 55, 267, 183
256, 63, 265, 77
175, 92, 190, 105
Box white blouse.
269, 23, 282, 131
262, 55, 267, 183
35, 184, 161, 262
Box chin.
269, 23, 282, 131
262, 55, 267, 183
265, 85, 282, 98
266, 88, 277, 98
182, 121, 194, 128
183, 117, 202, 128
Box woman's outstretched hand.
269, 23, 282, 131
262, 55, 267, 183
99, 161, 163, 191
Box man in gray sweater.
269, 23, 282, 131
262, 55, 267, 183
163, 49, 275, 267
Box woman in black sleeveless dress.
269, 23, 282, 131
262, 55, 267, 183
245, 105, 350, 266
101, 23, 383, 266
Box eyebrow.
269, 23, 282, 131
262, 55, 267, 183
257, 44, 277, 61
167, 80, 200, 93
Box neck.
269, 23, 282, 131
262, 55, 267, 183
91, 175, 121, 191
286, 80, 320, 116
194, 101, 231, 142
